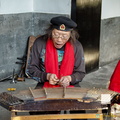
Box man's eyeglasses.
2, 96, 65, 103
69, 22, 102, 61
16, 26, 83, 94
52, 33, 70, 40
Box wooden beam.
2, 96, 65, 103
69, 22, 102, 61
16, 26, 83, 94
11, 113, 103, 120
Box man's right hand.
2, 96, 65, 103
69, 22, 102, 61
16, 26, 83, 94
47, 73, 59, 85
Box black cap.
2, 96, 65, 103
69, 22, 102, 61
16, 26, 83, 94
50, 16, 77, 31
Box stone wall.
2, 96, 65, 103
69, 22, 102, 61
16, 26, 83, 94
100, 17, 120, 66
0, 12, 120, 79
0, 13, 33, 79
0, 13, 62, 80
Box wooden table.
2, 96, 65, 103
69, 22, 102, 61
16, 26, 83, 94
11, 111, 103, 120
0, 87, 116, 120
11, 99, 103, 120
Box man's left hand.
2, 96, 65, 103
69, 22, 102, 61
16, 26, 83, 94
59, 76, 71, 87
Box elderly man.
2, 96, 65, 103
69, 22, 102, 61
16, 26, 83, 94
27, 16, 86, 88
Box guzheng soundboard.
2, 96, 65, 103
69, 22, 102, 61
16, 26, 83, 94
0, 87, 118, 112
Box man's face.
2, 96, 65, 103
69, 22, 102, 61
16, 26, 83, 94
52, 29, 71, 49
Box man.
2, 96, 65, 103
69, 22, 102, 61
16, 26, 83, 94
27, 16, 86, 119
26, 16, 86, 88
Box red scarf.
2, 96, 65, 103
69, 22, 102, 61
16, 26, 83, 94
43, 39, 74, 88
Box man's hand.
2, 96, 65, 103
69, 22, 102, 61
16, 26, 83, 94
47, 73, 59, 85
59, 76, 71, 87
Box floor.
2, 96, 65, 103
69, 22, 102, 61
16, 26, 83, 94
0, 59, 119, 120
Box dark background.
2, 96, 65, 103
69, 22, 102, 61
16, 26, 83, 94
71, 0, 101, 73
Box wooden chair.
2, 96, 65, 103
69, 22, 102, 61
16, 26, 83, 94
25, 35, 39, 77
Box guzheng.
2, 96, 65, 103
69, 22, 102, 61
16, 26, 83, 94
0, 87, 118, 112
0, 92, 24, 110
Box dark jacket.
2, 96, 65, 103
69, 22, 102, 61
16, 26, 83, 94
26, 35, 86, 87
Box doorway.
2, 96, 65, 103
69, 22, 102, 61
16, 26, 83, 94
71, 0, 102, 73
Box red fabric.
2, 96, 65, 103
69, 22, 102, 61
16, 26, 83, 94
108, 60, 120, 93
43, 39, 75, 88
